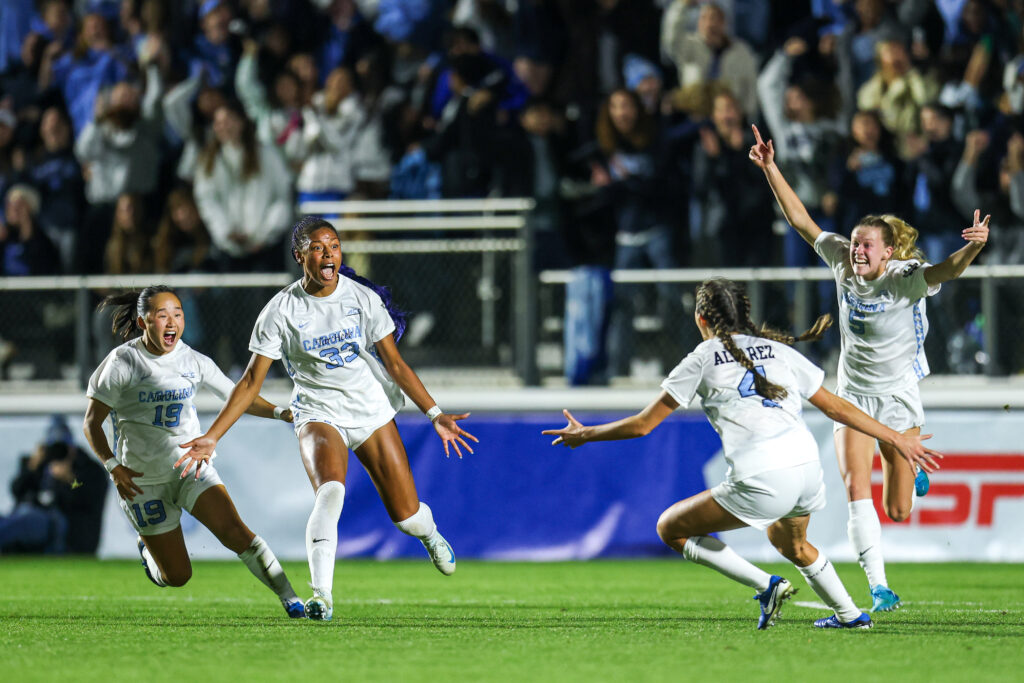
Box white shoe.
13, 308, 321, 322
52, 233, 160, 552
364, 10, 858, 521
423, 532, 456, 576
304, 591, 333, 621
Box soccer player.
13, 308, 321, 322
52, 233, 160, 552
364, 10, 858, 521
175, 216, 477, 622
748, 124, 988, 611
544, 278, 942, 630
82, 286, 304, 618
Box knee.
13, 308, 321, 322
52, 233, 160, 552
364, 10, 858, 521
774, 539, 814, 565
884, 502, 912, 523
164, 566, 192, 587
656, 511, 681, 545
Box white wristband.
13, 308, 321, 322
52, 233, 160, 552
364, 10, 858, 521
103, 458, 120, 473
426, 405, 443, 422
273, 405, 286, 420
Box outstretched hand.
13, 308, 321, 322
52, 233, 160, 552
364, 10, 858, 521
893, 433, 943, 474
748, 124, 775, 170
174, 435, 217, 479
433, 413, 478, 459
963, 209, 990, 246
542, 409, 588, 449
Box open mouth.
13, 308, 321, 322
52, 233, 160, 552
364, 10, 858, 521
162, 331, 177, 345
319, 263, 336, 280
853, 256, 869, 265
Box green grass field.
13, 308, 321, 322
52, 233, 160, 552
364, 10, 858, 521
1, 559, 1021, 682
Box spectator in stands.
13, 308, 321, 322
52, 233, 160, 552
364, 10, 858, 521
1, 184, 59, 276
758, 36, 842, 269
25, 105, 83, 273
857, 39, 938, 158
0, 104, 20, 219
907, 104, 963, 254
39, 11, 133, 136
828, 109, 908, 235
349, 47, 404, 197
429, 27, 528, 122
104, 192, 151, 274
128, 0, 174, 81
294, 66, 362, 204
511, 0, 566, 99
288, 53, 319, 106
623, 54, 664, 117
193, 100, 293, 271
235, 39, 306, 170
153, 186, 212, 274
162, 67, 228, 182
189, 0, 240, 90
835, 0, 909, 117
74, 78, 162, 273
452, 0, 516, 59
692, 91, 773, 266
661, 2, 759, 119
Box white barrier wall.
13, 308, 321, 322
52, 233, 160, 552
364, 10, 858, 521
1, 410, 1022, 561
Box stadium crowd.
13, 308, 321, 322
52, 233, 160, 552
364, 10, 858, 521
1, 0, 1023, 377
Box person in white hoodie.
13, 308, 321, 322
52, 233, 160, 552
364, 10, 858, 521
193, 100, 293, 271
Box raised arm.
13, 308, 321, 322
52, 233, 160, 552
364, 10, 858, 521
83, 398, 144, 499
924, 209, 989, 286
808, 387, 941, 472
543, 392, 679, 448
374, 334, 478, 458
748, 124, 824, 245
174, 352, 275, 476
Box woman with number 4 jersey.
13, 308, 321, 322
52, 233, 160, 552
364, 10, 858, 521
748, 124, 988, 612
544, 279, 942, 630
83, 286, 305, 617
176, 216, 478, 622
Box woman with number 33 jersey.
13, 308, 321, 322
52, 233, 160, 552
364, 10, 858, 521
176, 216, 478, 622
749, 124, 989, 612
83, 286, 305, 617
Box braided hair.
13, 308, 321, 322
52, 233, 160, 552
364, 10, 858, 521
290, 215, 407, 341
98, 285, 178, 340
695, 278, 833, 402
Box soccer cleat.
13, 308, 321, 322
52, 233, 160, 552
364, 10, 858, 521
137, 537, 165, 588
814, 612, 873, 629
284, 599, 306, 619
753, 575, 796, 630
915, 467, 930, 497
423, 532, 456, 576
304, 591, 333, 621
870, 585, 902, 612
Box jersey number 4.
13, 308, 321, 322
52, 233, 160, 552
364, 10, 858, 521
320, 342, 360, 369
737, 366, 781, 408
152, 403, 183, 427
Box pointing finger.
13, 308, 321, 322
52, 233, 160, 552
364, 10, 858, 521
751, 124, 763, 145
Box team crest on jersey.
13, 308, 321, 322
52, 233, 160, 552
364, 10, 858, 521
902, 263, 921, 277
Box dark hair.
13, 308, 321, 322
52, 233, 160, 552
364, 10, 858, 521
290, 216, 407, 341
99, 285, 178, 340
695, 278, 833, 402
595, 88, 654, 155
200, 99, 260, 179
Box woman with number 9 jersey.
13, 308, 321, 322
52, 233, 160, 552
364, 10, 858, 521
175, 216, 478, 622
83, 286, 305, 618
749, 123, 989, 612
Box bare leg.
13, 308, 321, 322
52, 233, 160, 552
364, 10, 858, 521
297, 422, 350, 490
879, 426, 918, 522
353, 421, 420, 522
140, 527, 192, 587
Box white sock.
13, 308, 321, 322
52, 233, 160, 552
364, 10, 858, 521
682, 535, 772, 592
238, 535, 298, 604
394, 502, 439, 543
797, 553, 862, 622
847, 499, 888, 588
306, 481, 345, 600
141, 544, 167, 587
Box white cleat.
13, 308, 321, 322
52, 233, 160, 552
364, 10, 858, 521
423, 532, 456, 576
304, 591, 333, 621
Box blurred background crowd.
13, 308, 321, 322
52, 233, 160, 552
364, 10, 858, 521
1, 0, 1024, 379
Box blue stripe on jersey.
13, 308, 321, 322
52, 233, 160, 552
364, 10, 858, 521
912, 300, 926, 380
110, 409, 120, 451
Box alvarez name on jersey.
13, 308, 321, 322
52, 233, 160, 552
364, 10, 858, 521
814, 232, 941, 396
661, 334, 825, 481
87, 338, 235, 483
249, 277, 404, 429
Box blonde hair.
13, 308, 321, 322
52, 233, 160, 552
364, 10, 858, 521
856, 214, 925, 261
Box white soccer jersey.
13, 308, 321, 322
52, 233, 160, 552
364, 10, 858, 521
661, 334, 825, 481
814, 232, 941, 396
87, 338, 235, 483
249, 277, 404, 428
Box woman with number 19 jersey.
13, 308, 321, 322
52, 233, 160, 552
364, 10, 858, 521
82, 286, 304, 618
750, 123, 989, 612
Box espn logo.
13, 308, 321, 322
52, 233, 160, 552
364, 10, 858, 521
872, 454, 1024, 526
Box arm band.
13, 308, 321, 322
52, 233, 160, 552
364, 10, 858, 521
103, 458, 120, 474
426, 405, 443, 422
273, 405, 286, 420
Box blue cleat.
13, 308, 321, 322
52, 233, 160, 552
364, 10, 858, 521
304, 592, 333, 621
870, 585, 901, 612
137, 537, 165, 588
753, 575, 796, 630
915, 468, 930, 497
284, 599, 306, 619
814, 612, 873, 629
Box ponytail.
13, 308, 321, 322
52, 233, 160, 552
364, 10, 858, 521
858, 214, 925, 261
98, 285, 177, 340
